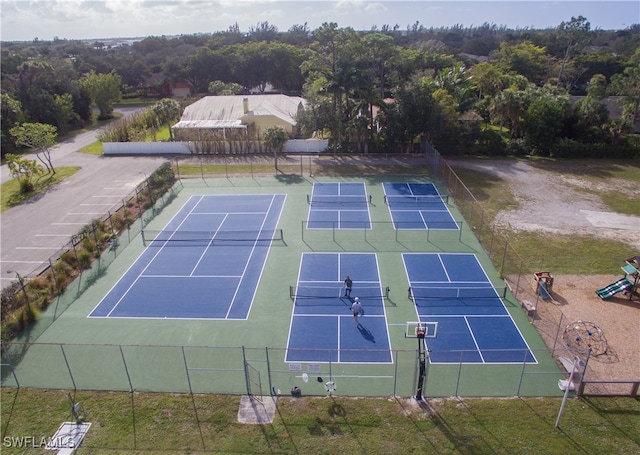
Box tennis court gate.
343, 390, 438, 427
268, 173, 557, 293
242, 346, 267, 403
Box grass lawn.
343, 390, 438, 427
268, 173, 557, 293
1, 388, 638, 454
1, 167, 80, 212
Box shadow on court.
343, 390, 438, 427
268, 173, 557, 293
357, 323, 375, 342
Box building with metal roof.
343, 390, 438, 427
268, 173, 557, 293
172, 94, 307, 141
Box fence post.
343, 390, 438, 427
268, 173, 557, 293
241, 346, 250, 396
181, 346, 194, 395
60, 345, 77, 391
119, 345, 134, 392
455, 351, 464, 396
393, 350, 399, 397
500, 236, 509, 277
265, 347, 274, 397
552, 313, 564, 352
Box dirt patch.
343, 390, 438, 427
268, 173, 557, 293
448, 159, 640, 249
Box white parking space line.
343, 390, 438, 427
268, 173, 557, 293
67, 212, 106, 215
92, 195, 127, 198
0, 260, 43, 263
79, 203, 118, 206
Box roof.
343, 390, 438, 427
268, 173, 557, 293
174, 94, 306, 129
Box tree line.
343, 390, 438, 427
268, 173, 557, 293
2, 18, 639, 158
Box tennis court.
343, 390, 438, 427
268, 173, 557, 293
89, 194, 285, 320
383, 182, 458, 230
3, 174, 561, 397
286, 252, 392, 363
404, 252, 537, 364
307, 182, 371, 229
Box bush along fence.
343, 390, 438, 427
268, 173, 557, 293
0, 162, 178, 342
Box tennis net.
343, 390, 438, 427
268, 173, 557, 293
141, 228, 284, 246
307, 194, 372, 207
408, 285, 507, 302
384, 194, 449, 206
291, 284, 389, 303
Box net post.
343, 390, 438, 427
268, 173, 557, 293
290, 286, 295, 300
306, 194, 310, 204
141, 230, 147, 246
385, 286, 390, 299
408, 287, 412, 300
384, 195, 388, 205
368, 194, 372, 204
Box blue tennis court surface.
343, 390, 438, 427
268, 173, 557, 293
89, 194, 285, 319
383, 182, 458, 230
403, 253, 536, 364
307, 182, 371, 229
286, 252, 392, 363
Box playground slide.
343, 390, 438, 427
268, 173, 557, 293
595, 277, 633, 300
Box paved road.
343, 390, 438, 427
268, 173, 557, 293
1, 108, 168, 286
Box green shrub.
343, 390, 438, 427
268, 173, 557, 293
551, 138, 639, 159
77, 249, 92, 270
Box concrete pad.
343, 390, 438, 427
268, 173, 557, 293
45, 421, 91, 452
580, 210, 640, 230
237, 395, 277, 424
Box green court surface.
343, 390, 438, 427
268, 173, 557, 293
2, 174, 564, 398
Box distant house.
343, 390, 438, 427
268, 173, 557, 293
171, 81, 191, 99
572, 96, 640, 133
172, 94, 307, 141
143, 73, 192, 99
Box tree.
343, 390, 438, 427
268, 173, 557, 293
609, 48, 640, 127
523, 95, 566, 154
5, 153, 45, 194
10, 123, 58, 174
53, 93, 78, 135
263, 126, 288, 171
491, 41, 549, 85
79, 71, 122, 119
1, 94, 23, 157
152, 98, 181, 141
555, 16, 591, 89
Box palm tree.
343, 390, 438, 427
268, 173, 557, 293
152, 98, 181, 141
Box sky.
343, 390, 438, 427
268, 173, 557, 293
1, 0, 638, 42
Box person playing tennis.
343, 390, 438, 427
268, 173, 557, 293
343, 275, 353, 298
350, 297, 363, 324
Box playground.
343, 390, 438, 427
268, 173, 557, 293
510, 272, 639, 392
